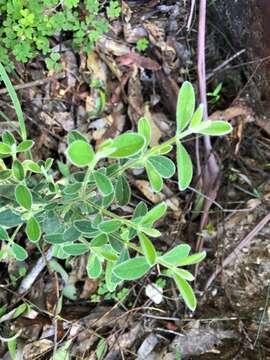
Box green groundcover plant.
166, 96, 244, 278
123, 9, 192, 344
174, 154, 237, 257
0, 0, 121, 70
0, 63, 232, 311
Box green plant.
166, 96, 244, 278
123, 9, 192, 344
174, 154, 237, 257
0, 64, 232, 311
0, 0, 120, 71
136, 38, 149, 52
207, 82, 223, 104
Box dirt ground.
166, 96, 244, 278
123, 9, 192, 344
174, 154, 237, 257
0, 1, 270, 359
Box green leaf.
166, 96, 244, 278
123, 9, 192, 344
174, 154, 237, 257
140, 202, 167, 226
195, 120, 232, 136
138, 233, 156, 266
159, 244, 191, 265
2, 131, 16, 145
148, 155, 175, 178
140, 227, 161, 238
10, 243, 28, 261
62, 243, 89, 256
99, 219, 121, 234
23, 160, 41, 173
0, 226, 9, 240
94, 171, 114, 196
45, 233, 66, 244
174, 274, 196, 311
0, 170, 11, 180
0, 209, 22, 227
0, 62, 27, 141
176, 251, 206, 266
15, 184, 32, 210
26, 217, 41, 242
67, 130, 88, 144
173, 268, 194, 281
176, 140, 193, 191
0, 142, 11, 155
115, 176, 131, 206
145, 160, 163, 192
93, 245, 118, 261
73, 220, 99, 236
108, 133, 145, 158
66, 140, 95, 167
90, 233, 108, 247
12, 160, 24, 181
133, 201, 148, 219
190, 104, 204, 128
87, 253, 102, 278
157, 144, 173, 155
63, 226, 81, 242
16, 140, 34, 152
138, 117, 151, 146
176, 81, 195, 133
113, 256, 151, 280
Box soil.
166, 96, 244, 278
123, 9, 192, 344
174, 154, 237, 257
0, 1, 270, 359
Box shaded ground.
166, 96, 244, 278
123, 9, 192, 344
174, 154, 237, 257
0, 1, 270, 359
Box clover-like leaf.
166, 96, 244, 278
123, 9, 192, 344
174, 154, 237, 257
66, 140, 95, 167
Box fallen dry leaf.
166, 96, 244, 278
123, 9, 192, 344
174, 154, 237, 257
117, 53, 161, 70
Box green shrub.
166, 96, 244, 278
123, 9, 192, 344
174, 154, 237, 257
0, 63, 232, 311
0, 0, 119, 70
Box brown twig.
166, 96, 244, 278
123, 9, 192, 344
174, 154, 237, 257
205, 212, 270, 290
0, 73, 65, 95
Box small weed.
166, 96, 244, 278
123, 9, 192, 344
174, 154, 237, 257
136, 38, 149, 52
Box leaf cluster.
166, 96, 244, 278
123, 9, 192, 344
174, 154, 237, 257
0, 65, 232, 311
0, 0, 121, 70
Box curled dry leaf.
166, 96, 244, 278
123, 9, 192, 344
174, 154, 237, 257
97, 35, 130, 57
117, 53, 161, 70
23, 339, 53, 359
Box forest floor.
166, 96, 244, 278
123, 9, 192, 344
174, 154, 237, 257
0, 1, 270, 359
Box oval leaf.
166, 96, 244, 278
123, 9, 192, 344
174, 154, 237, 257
12, 160, 24, 181
99, 219, 121, 234
62, 243, 89, 256
176, 251, 206, 266
15, 184, 32, 210
87, 253, 102, 279
138, 233, 156, 266
16, 140, 34, 152
94, 171, 114, 196
195, 121, 232, 136
113, 256, 151, 280
66, 140, 95, 167
159, 244, 191, 265
0, 142, 11, 155
26, 217, 41, 242
108, 133, 145, 158
115, 176, 131, 206
140, 202, 167, 226
176, 81, 195, 132
176, 140, 193, 191
174, 274, 196, 311
148, 155, 175, 178
190, 104, 204, 128
145, 160, 163, 192
11, 243, 28, 261
138, 117, 151, 147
